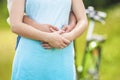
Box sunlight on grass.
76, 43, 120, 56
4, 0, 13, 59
0, 29, 16, 80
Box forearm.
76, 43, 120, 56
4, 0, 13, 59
62, 12, 77, 33
69, 12, 76, 27
10, 21, 48, 42
23, 15, 51, 32
69, 20, 87, 40
68, 0, 88, 41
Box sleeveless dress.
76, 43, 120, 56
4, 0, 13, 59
12, 0, 76, 80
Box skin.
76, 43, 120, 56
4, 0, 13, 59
23, 11, 76, 33
9, 0, 88, 49
7, 12, 76, 49
22, 12, 76, 49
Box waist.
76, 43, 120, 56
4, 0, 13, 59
17, 37, 74, 53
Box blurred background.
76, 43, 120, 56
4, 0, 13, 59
0, 0, 120, 80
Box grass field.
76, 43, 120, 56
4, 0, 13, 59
75, 4, 120, 80
0, 4, 120, 80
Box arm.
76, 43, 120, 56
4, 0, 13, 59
9, 0, 47, 41
62, 0, 88, 41
42, 11, 77, 49
23, 15, 59, 32
23, 12, 76, 33
9, 0, 70, 48
22, 12, 77, 49
62, 11, 77, 32
69, 11, 77, 29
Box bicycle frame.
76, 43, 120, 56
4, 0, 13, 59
76, 6, 107, 80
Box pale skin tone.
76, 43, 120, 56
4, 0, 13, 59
7, 11, 76, 49
9, 0, 88, 49
22, 12, 76, 49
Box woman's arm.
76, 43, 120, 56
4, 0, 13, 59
9, 0, 70, 48
9, 0, 47, 41
7, 0, 58, 33
63, 0, 88, 41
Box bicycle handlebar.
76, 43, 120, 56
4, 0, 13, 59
86, 6, 107, 24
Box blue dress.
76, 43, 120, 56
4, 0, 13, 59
12, 0, 76, 80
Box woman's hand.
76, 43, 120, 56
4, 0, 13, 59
61, 32, 73, 41
42, 32, 73, 49
44, 31, 70, 49
42, 26, 73, 49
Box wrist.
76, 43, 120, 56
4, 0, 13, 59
68, 32, 75, 41
43, 32, 52, 42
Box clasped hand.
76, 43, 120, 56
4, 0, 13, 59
42, 25, 72, 49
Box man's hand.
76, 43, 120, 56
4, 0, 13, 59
62, 25, 75, 33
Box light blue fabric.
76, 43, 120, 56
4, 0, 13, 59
12, 0, 76, 80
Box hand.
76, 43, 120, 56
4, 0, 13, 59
42, 26, 73, 49
61, 32, 73, 42
40, 24, 59, 33
42, 42, 53, 49
62, 25, 75, 33
41, 28, 65, 49
42, 30, 65, 49
45, 31, 70, 49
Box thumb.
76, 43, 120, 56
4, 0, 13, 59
58, 30, 65, 34
62, 25, 68, 31
49, 27, 56, 32
53, 27, 59, 31
66, 25, 72, 32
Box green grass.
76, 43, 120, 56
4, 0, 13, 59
0, 29, 16, 80
75, 3, 120, 80
0, 3, 120, 80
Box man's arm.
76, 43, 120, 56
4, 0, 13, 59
23, 15, 59, 32
69, 11, 77, 30
23, 12, 77, 33
62, 11, 77, 32
42, 12, 77, 49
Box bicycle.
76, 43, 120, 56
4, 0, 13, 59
76, 6, 107, 80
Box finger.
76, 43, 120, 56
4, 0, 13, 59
43, 45, 52, 49
50, 26, 59, 31
62, 38, 70, 45
43, 46, 52, 49
42, 43, 49, 46
61, 42, 68, 48
42, 42, 48, 44
53, 26, 59, 31
58, 30, 65, 34
66, 28, 71, 32
66, 26, 73, 32
42, 43, 53, 49
62, 25, 68, 31
42, 43, 51, 47
49, 27, 56, 32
